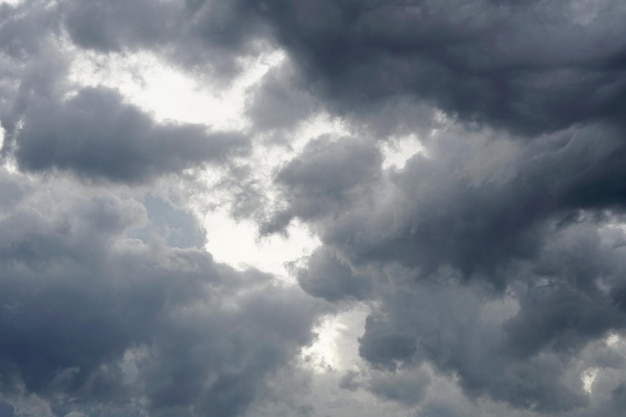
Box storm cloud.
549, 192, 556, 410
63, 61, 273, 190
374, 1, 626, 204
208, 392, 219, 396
13, 87, 249, 182
0, 170, 320, 417
2, 1, 626, 417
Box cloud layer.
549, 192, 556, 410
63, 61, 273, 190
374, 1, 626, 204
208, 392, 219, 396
2, 1, 626, 417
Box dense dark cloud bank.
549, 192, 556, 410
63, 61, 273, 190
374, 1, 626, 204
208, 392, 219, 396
2, 1, 626, 416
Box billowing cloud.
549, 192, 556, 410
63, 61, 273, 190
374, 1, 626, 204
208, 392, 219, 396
2, 1, 626, 417
0, 169, 320, 417
270, 120, 626, 413
13, 87, 249, 182
248, 0, 626, 134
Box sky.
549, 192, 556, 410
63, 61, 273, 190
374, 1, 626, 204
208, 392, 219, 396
1, 1, 626, 416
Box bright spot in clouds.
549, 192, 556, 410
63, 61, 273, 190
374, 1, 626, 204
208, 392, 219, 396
381, 134, 425, 169
68, 47, 286, 130
302, 305, 370, 372
581, 368, 598, 394
203, 209, 319, 278
606, 333, 621, 347
67, 45, 326, 280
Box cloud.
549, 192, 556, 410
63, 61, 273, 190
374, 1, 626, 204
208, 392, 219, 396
266, 135, 382, 232
249, 0, 626, 134
274, 121, 626, 413
62, 0, 268, 76
296, 247, 371, 302
0, 169, 320, 417
3, 1, 626, 416
367, 369, 430, 406
13, 87, 249, 183
244, 61, 319, 132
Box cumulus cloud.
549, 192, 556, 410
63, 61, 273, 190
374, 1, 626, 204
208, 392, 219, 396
3, 0, 626, 416
0, 169, 320, 417
248, 0, 626, 134
270, 121, 626, 413
13, 87, 249, 182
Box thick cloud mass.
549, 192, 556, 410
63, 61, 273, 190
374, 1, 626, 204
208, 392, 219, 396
3, 1, 626, 417
250, 0, 626, 134
13, 87, 248, 182
273, 122, 626, 413
0, 170, 319, 417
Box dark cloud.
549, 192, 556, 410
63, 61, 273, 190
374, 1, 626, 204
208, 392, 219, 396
244, 61, 319, 131
63, 0, 181, 53
249, 0, 626, 134
348, 216, 626, 413
13, 87, 249, 183
266, 136, 382, 232
0, 403, 12, 417
296, 247, 371, 302
274, 122, 626, 284
0, 170, 320, 417
0, 1, 68, 150
4, 1, 626, 416
275, 121, 626, 412
367, 370, 430, 406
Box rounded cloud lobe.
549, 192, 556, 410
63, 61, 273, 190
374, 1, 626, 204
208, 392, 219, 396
14, 87, 249, 183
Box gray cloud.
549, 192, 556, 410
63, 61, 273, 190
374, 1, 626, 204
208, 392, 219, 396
274, 122, 626, 413
244, 61, 319, 132
63, 0, 268, 76
296, 247, 371, 302
266, 135, 382, 233
0, 170, 320, 417
4, 1, 626, 416
13, 87, 249, 183
274, 122, 626, 284
367, 370, 430, 406
248, 0, 626, 134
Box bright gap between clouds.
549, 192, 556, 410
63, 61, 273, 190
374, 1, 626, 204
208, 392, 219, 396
381, 133, 425, 169
68, 46, 286, 129
67, 46, 331, 278
203, 210, 320, 279
66, 45, 378, 374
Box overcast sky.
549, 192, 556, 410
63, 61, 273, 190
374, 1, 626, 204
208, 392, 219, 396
2, 1, 626, 416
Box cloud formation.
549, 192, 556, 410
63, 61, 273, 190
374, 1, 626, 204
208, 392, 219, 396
0, 170, 319, 417
14, 87, 249, 182
250, 0, 626, 134
2, 1, 626, 417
